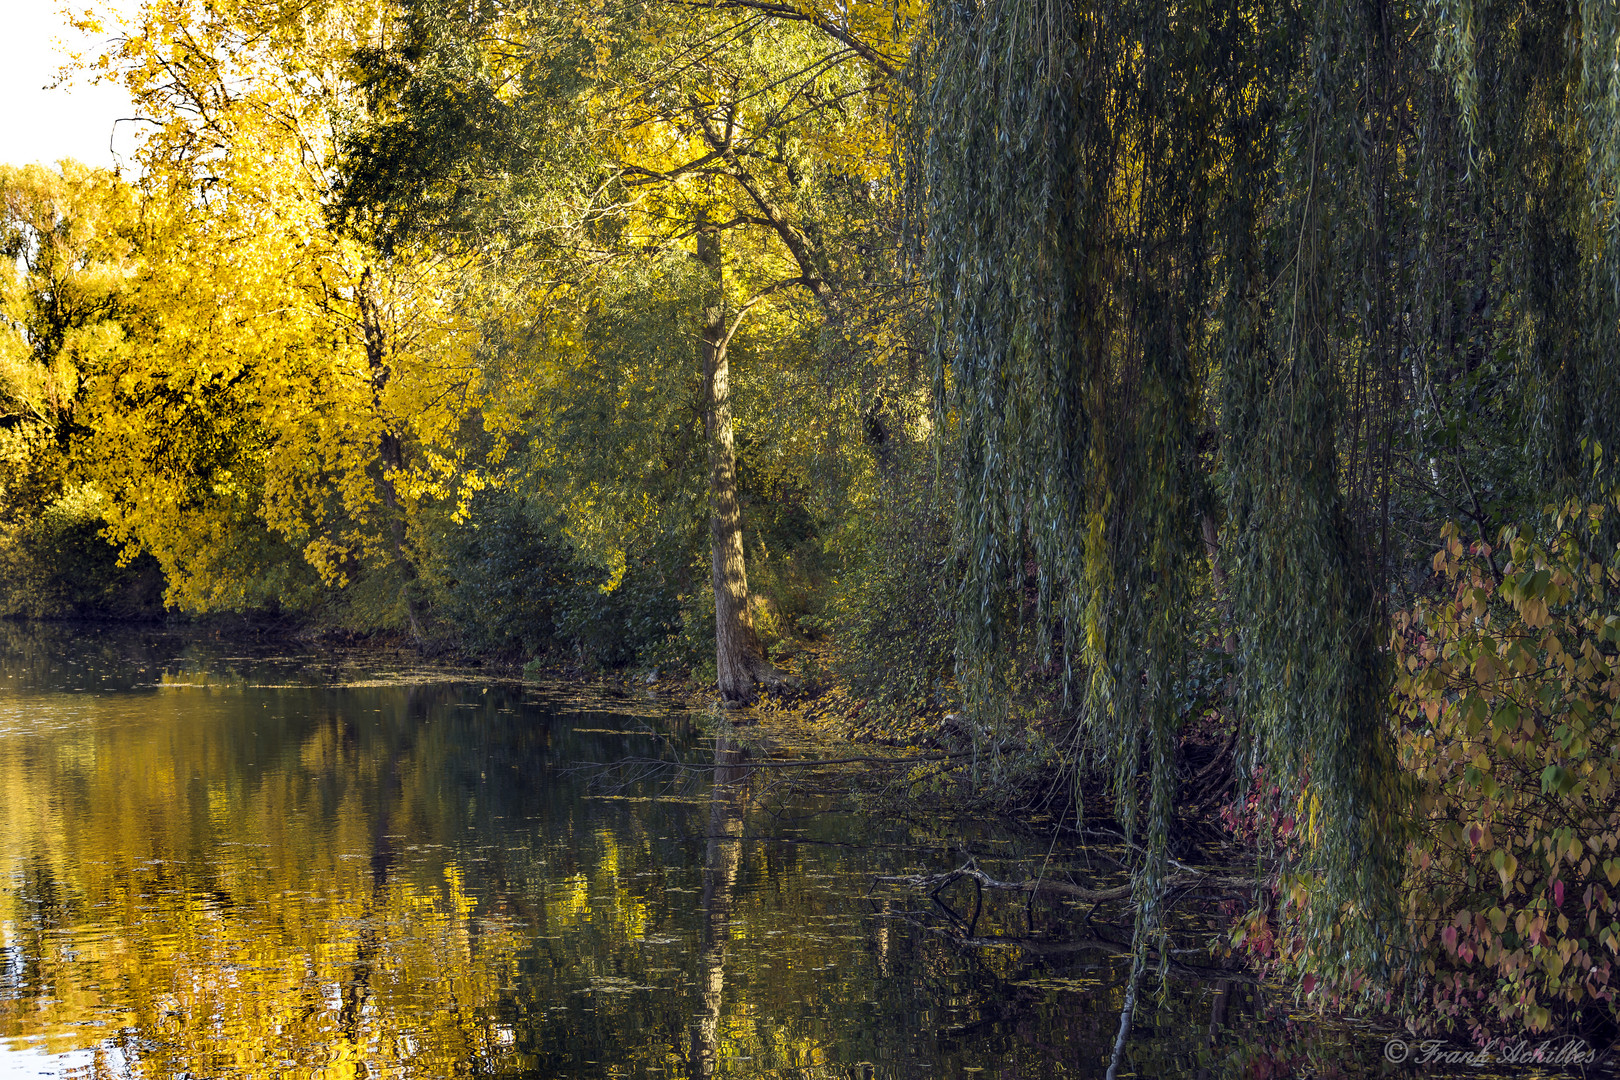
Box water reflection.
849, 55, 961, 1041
0, 627, 1518, 1078
691, 738, 748, 1078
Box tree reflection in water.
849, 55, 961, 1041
689, 737, 749, 1078
0, 628, 1419, 1079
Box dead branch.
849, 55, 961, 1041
874, 859, 1259, 905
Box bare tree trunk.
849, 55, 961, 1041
697, 217, 765, 703
359, 268, 424, 643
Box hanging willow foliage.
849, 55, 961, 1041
912, 0, 1620, 1000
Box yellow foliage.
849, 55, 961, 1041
66, 0, 493, 613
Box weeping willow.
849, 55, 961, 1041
913, 0, 1620, 1010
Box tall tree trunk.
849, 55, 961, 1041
359, 268, 424, 643
697, 216, 764, 703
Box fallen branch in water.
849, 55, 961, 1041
875, 910, 1264, 985
873, 859, 1258, 905
567, 752, 972, 774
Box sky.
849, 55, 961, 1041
0, 1, 138, 170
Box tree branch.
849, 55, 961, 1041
671, 0, 903, 82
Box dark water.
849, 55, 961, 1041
0, 627, 1565, 1078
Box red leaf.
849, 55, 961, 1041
1554, 879, 1566, 908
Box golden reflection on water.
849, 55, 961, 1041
0, 637, 988, 1079
0, 689, 530, 1076
0, 629, 1410, 1079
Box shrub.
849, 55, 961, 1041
421, 488, 683, 666
1249, 505, 1620, 1042
818, 458, 957, 725
1386, 509, 1620, 1038
0, 485, 163, 619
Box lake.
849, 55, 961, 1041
0, 626, 1557, 1077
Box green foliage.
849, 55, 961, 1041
1247, 509, 1620, 1038
0, 486, 163, 620
819, 437, 955, 724
913, 0, 1263, 973
1216, 0, 1410, 976
420, 488, 684, 667
911, 0, 1620, 998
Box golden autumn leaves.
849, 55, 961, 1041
1, 1, 509, 616
12, 0, 915, 633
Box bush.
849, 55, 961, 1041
1251, 505, 1620, 1043
818, 455, 957, 725
0, 485, 163, 619
1387, 509, 1620, 1038
421, 488, 683, 667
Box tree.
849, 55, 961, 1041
339, 0, 908, 697
911, 0, 1620, 1049
0, 162, 159, 616
77, 0, 489, 624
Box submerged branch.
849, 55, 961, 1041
568, 752, 971, 773
873, 859, 1258, 904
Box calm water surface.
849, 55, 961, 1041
0, 627, 1558, 1078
